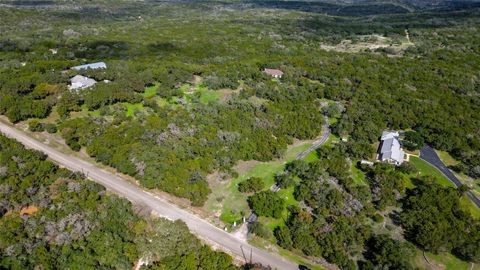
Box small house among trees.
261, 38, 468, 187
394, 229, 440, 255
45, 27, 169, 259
264, 68, 284, 78
69, 75, 97, 91
377, 130, 405, 165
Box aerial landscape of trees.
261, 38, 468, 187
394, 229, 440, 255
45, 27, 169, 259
270, 147, 480, 269
0, 0, 480, 269
1, 0, 479, 205
0, 135, 237, 269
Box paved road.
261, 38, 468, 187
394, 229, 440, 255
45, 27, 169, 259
296, 114, 330, 160
420, 145, 480, 208
0, 122, 298, 270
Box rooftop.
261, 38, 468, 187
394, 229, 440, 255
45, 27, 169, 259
379, 130, 404, 165
69, 75, 97, 90
264, 68, 284, 77
71, 62, 107, 71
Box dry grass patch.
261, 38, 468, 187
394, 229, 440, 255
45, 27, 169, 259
20, 205, 39, 215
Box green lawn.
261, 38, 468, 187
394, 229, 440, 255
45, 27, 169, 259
409, 156, 455, 188
425, 252, 479, 270
142, 84, 158, 98
460, 195, 480, 219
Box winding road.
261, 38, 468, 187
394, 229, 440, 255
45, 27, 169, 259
297, 114, 330, 160
420, 145, 480, 208
0, 121, 298, 270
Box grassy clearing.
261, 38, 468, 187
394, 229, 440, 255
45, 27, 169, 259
404, 177, 415, 189
122, 103, 144, 117
303, 149, 319, 162
172, 83, 224, 105
43, 106, 60, 124
425, 252, 479, 270
351, 163, 367, 185
142, 84, 158, 98
459, 195, 480, 219
326, 133, 340, 145
409, 156, 455, 188
207, 143, 311, 225
199, 90, 222, 103
436, 150, 459, 166
190, 83, 223, 103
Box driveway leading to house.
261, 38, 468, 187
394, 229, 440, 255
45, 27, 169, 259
0, 121, 299, 270
296, 114, 330, 160
420, 145, 480, 208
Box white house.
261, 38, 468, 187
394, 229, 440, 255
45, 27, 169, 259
71, 62, 107, 71
69, 75, 97, 91
378, 130, 405, 165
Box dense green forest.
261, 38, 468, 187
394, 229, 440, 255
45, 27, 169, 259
0, 1, 478, 206
1, 0, 480, 269
0, 134, 238, 269
257, 146, 480, 269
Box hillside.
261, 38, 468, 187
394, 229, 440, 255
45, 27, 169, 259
0, 0, 479, 269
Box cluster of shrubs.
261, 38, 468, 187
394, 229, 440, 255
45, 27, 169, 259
28, 120, 57, 133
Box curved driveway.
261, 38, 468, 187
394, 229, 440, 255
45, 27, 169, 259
420, 145, 480, 208
296, 114, 330, 160
0, 122, 298, 270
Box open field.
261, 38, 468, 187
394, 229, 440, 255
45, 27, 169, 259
206, 143, 311, 225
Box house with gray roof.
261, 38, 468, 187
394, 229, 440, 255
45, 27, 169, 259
71, 62, 107, 71
69, 75, 97, 91
378, 130, 405, 165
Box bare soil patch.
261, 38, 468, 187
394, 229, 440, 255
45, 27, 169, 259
20, 205, 39, 215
